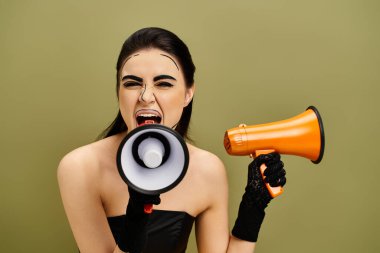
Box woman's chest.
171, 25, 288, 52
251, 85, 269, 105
99, 162, 209, 217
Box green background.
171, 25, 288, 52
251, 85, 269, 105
1, 0, 379, 252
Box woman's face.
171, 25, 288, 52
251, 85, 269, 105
118, 48, 194, 132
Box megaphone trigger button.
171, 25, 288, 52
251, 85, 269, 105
144, 204, 153, 214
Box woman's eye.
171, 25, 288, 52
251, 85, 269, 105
123, 82, 142, 88
156, 82, 174, 88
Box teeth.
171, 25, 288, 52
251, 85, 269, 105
136, 112, 162, 125
138, 114, 159, 117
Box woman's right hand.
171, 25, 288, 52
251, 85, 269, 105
127, 187, 161, 215
122, 187, 161, 253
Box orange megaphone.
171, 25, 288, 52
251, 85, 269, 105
224, 106, 325, 198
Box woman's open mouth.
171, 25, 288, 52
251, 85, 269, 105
136, 111, 162, 126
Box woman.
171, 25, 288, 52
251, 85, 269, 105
58, 27, 286, 253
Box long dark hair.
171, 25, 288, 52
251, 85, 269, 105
98, 27, 196, 140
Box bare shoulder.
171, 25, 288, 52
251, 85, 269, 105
57, 134, 122, 186
186, 144, 229, 215
187, 143, 227, 184
58, 142, 98, 178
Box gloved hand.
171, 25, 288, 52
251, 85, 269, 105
127, 187, 161, 215
232, 152, 286, 242
121, 187, 161, 253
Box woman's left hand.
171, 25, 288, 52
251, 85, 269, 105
245, 152, 287, 209
232, 152, 287, 242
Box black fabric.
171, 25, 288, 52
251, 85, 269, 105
232, 196, 265, 242
108, 210, 194, 253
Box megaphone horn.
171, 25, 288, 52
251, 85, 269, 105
224, 106, 325, 197
117, 124, 189, 196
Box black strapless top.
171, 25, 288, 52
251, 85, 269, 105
108, 210, 195, 253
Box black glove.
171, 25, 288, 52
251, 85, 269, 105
120, 187, 161, 253
232, 152, 286, 242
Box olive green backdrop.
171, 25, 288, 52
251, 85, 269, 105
1, 0, 379, 252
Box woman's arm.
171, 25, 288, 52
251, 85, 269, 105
227, 236, 256, 253
195, 152, 286, 253
194, 154, 256, 253
57, 148, 118, 253
228, 153, 286, 252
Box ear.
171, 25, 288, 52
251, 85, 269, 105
184, 84, 195, 107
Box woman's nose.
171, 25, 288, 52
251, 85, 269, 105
139, 85, 156, 103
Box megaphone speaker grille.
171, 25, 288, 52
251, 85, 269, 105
132, 131, 171, 168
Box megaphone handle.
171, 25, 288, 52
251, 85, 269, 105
259, 163, 284, 198
144, 204, 153, 214
255, 150, 284, 198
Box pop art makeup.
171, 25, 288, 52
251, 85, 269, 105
118, 48, 194, 132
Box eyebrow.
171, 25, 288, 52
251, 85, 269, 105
153, 75, 177, 82
121, 75, 143, 82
